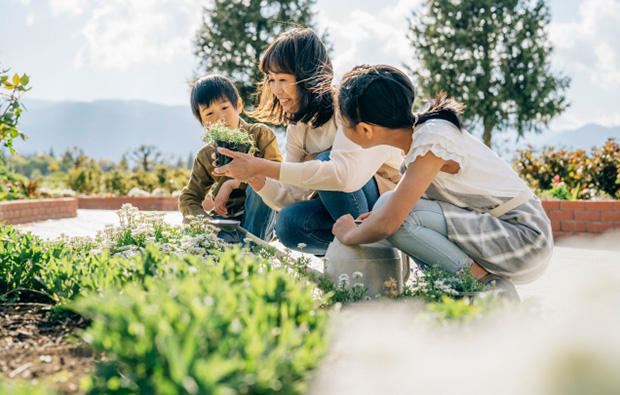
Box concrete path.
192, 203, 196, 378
17, 210, 620, 395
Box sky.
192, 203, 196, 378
2, 0, 620, 135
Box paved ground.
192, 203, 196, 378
17, 210, 620, 394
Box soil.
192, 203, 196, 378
0, 304, 97, 393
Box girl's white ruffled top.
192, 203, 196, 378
405, 119, 530, 208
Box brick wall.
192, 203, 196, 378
77, 196, 178, 211
542, 200, 620, 239
0, 198, 78, 225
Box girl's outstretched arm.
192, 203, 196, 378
333, 152, 446, 245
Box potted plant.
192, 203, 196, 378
201, 120, 257, 166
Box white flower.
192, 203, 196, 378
338, 273, 350, 290
297, 243, 307, 250
352, 271, 363, 280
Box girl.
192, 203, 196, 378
331, 65, 553, 300
214, 29, 402, 255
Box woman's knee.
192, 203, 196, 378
372, 191, 393, 211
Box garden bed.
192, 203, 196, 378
77, 196, 178, 211
0, 305, 93, 393
0, 198, 78, 225
541, 200, 620, 239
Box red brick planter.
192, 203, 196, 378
0, 198, 78, 225
542, 200, 620, 239
77, 196, 178, 211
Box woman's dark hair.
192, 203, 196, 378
337, 64, 464, 131
251, 28, 334, 128
190, 74, 240, 122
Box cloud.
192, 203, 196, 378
71, 0, 202, 70
316, 0, 423, 81
26, 12, 35, 25
549, 0, 620, 91
49, 0, 87, 16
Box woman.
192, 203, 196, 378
214, 28, 402, 255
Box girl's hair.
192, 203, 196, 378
190, 74, 240, 122
251, 28, 334, 128
337, 64, 464, 131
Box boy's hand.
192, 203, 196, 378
214, 179, 241, 216
202, 197, 215, 212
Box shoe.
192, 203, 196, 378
479, 273, 521, 302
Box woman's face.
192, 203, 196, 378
267, 72, 299, 113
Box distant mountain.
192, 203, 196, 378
541, 124, 620, 151
13, 99, 206, 162
493, 123, 620, 162
11, 100, 619, 164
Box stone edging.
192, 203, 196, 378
77, 196, 178, 211
542, 200, 620, 239
0, 198, 78, 225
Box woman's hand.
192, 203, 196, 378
213, 179, 240, 216
212, 147, 258, 182
332, 214, 358, 245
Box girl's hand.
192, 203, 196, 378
332, 214, 358, 245
213, 179, 240, 216
212, 147, 257, 182
357, 211, 372, 221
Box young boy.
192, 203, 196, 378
179, 75, 283, 242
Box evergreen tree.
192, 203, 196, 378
187, 152, 194, 170
193, 0, 323, 110
407, 0, 570, 148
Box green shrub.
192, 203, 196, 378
514, 139, 620, 199
0, 225, 66, 301
74, 249, 328, 394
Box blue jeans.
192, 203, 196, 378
216, 185, 276, 244
373, 191, 473, 273
275, 151, 380, 255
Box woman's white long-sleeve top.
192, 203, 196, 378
257, 115, 402, 211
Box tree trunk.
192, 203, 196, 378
483, 118, 493, 148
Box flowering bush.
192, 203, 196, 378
398, 265, 486, 302
514, 138, 620, 199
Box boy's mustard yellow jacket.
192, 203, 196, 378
178, 119, 283, 219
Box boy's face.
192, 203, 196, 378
198, 98, 242, 128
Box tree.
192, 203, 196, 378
1, 64, 31, 160
407, 0, 570, 148
186, 152, 194, 170
62, 146, 88, 169
128, 145, 162, 172
193, 0, 324, 110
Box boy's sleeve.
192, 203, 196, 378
254, 125, 283, 162
178, 147, 216, 218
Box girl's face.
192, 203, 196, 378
339, 113, 370, 148
267, 73, 299, 113
198, 98, 242, 128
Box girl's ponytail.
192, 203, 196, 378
415, 92, 464, 131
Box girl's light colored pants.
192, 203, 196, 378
374, 191, 473, 272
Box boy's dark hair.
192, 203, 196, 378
190, 75, 240, 122
251, 28, 334, 128
337, 64, 464, 131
